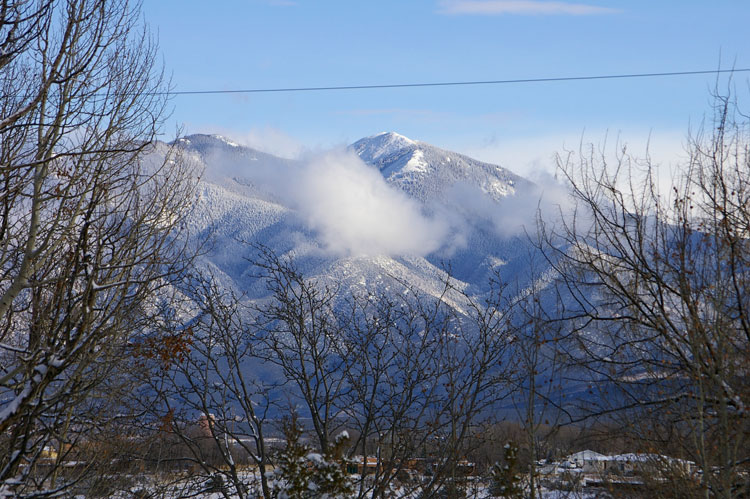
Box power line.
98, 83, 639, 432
163, 68, 750, 96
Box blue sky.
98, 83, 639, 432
144, 0, 750, 176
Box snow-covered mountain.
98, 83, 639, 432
173, 132, 544, 305
351, 131, 526, 202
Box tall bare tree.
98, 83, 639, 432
538, 87, 750, 497
252, 246, 349, 457
0, 0, 195, 495
505, 258, 569, 499
142, 275, 276, 499
335, 283, 460, 498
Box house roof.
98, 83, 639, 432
566, 450, 607, 461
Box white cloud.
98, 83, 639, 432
437, 0, 621, 16
438, 176, 575, 240
463, 129, 687, 188
201, 145, 452, 257
433, 129, 691, 240
290, 151, 451, 257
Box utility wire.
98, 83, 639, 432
162, 68, 750, 96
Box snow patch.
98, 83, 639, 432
210, 134, 240, 147
403, 149, 428, 174
485, 179, 512, 197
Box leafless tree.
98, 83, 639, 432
421, 277, 517, 499
505, 258, 569, 499
245, 249, 517, 498
336, 285, 457, 498
330, 273, 516, 498
142, 275, 277, 499
538, 87, 750, 497
252, 246, 349, 457
0, 0, 195, 495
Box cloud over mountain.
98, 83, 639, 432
288, 150, 451, 257
190, 136, 452, 257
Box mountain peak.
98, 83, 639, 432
350, 132, 525, 204
374, 131, 416, 145
351, 132, 418, 165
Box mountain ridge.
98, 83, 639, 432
169, 132, 542, 303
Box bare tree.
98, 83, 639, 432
332, 273, 516, 498
336, 285, 458, 498
0, 0, 195, 495
505, 259, 569, 499
538, 87, 750, 497
421, 277, 516, 499
142, 275, 277, 499
243, 249, 517, 498
252, 246, 349, 457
